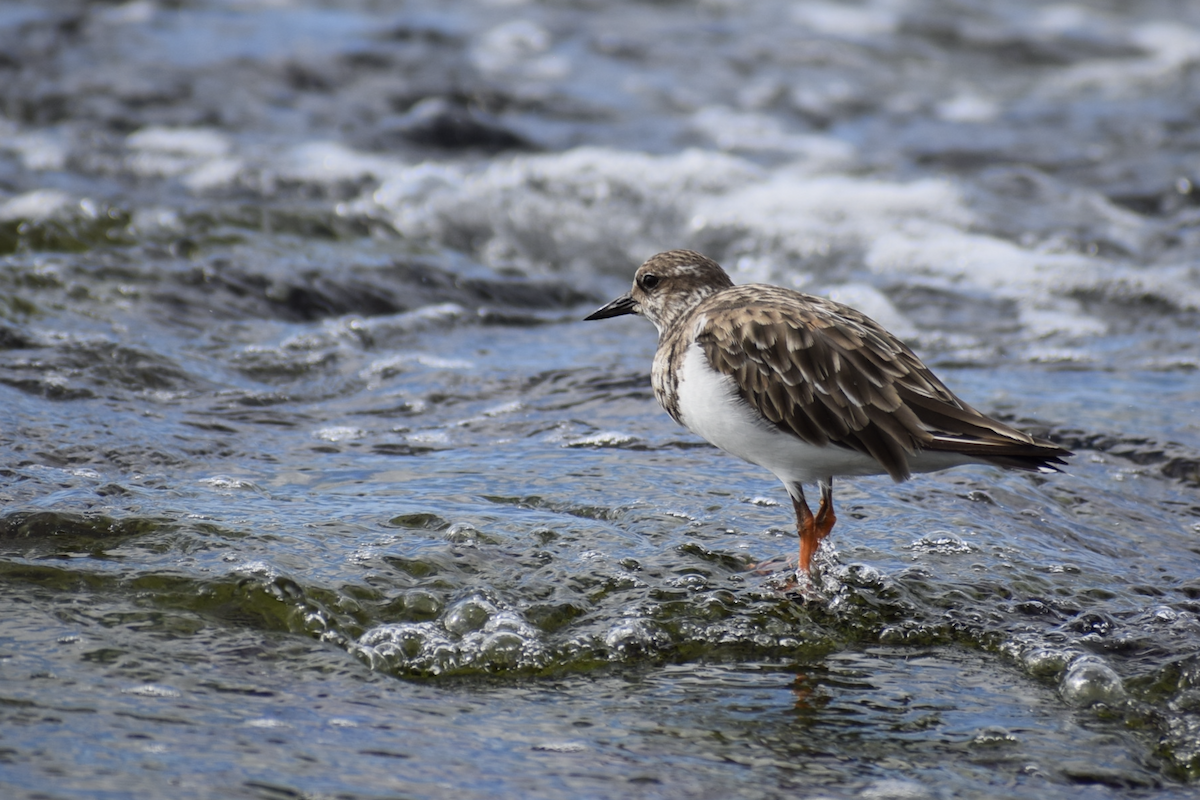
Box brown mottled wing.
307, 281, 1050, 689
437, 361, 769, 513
694, 286, 1068, 481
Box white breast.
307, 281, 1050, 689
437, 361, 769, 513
674, 342, 893, 486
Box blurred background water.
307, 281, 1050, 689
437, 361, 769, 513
2, 0, 1200, 797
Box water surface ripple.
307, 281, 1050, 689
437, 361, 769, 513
2, 1, 1200, 798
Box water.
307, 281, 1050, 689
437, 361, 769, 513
2, 0, 1200, 797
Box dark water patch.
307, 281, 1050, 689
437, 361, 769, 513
0, 202, 132, 255
0, 340, 199, 400
386, 512, 450, 530
1110, 176, 1200, 219
370, 442, 436, 457
0, 511, 169, 545
888, 283, 1020, 335
480, 494, 623, 522
1054, 430, 1200, 487
4, 249, 593, 325
371, 97, 536, 153
897, 9, 1148, 66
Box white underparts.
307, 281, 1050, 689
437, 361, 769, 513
674, 342, 974, 487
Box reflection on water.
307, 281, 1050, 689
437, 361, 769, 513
2, 0, 1200, 797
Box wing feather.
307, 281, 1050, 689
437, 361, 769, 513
693, 286, 1069, 481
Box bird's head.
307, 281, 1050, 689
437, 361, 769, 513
584, 249, 734, 334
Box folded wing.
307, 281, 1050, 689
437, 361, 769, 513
695, 286, 1071, 481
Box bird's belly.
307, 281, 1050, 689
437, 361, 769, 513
674, 343, 887, 485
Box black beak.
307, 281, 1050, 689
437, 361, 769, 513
584, 293, 637, 321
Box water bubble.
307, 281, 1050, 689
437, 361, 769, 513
908, 532, 974, 555
1060, 656, 1126, 706
1168, 689, 1200, 713
485, 610, 537, 636
840, 562, 885, 587
970, 726, 1019, 747
1022, 647, 1070, 678
1151, 606, 1179, 623
401, 590, 443, 620
478, 631, 528, 667
445, 522, 490, 544
444, 597, 496, 635
199, 475, 260, 492
313, 426, 365, 443
670, 573, 708, 590
604, 619, 668, 659
361, 622, 453, 665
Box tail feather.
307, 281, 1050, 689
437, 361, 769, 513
898, 384, 1073, 473
925, 433, 1072, 472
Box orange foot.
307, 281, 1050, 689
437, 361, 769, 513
794, 487, 836, 575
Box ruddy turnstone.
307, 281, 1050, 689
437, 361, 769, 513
585, 249, 1071, 575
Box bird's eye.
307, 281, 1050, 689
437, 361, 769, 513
639, 274, 660, 290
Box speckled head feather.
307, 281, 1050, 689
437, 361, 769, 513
584, 250, 733, 334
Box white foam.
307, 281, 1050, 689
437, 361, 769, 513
313, 426, 366, 443
363, 147, 759, 273
182, 157, 244, 192
99, 0, 156, 25
690, 107, 857, 161
472, 19, 567, 80
278, 141, 405, 184
279, 304, 466, 358
1133, 21, 1200, 68
2, 129, 69, 171
408, 431, 450, 445
791, 1, 898, 38
935, 94, 1000, 123
0, 189, 78, 222
865, 221, 1100, 296
1090, 263, 1200, 312
531, 741, 589, 753
822, 283, 918, 339
859, 779, 932, 800
199, 475, 260, 491
129, 207, 183, 235
124, 126, 240, 187
126, 126, 231, 157
727, 252, 806, 287
565, 431, 637, 448
244, 718, 290, 729
691, 173, 973, 258
1017, 298, 1107, 339
122, 683, 181, 698
412, 354, 474, 369
481, 400, 523, 417
1040, 20, 1200, 96
344, 145, 1194, 336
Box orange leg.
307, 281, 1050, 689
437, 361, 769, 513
792, 480, 836, 574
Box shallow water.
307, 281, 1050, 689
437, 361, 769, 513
2, 0, 1200, 797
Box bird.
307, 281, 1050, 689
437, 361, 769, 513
584, 249, 1071, 576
